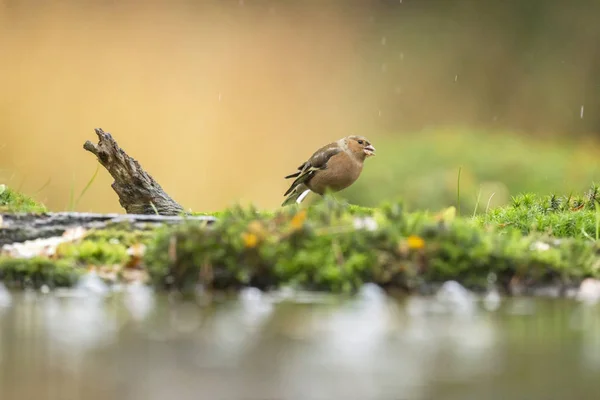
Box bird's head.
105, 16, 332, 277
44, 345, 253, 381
346, 135, 376, 160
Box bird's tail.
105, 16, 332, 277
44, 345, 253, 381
282, 184, 311, 207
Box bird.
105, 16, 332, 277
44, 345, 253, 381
282, 135, 376, 206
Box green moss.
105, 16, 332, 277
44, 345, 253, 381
83, 228, 155, 247
144, 194, 600, 294
192, 210, 231, 218
0, 256, 82, 288
0, 184, 47, 213
56, 239, 129, 265
474, 184, 600, 239
3, 185, 600, 294
345, 204, 376, 215
0, 227, 153, 287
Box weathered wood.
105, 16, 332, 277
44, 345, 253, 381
83, 128, 186, 216
0, 212, 216, 246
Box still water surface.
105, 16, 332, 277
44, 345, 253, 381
1, 281, 600, 400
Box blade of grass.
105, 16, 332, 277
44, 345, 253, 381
485, 193, 496, 214
33, 177, 52, 195
472, 185, 482, 218
483, 192, 496, 224
581, 228, 595, 242
456, 166, 462, 216
73, 164, 100, 211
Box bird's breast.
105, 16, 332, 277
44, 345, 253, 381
306, 153, 363, 194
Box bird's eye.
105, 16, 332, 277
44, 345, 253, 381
357, 140, 364, 145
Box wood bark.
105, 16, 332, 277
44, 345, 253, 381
83, 128, 186, 216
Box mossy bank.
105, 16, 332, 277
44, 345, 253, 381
2, 184, 600, 294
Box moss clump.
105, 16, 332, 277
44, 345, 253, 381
0, 239, 130, 288
0, 257, 82, 288
0, 225, 158, 287
475, 184, 600, 239
0, 184, 47, 213
83, 228, 156, 248
144, 195, 600, 294
420, 219, 598, 290
56, 239, 129, 266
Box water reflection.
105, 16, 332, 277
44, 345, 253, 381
1, 284, 600, 400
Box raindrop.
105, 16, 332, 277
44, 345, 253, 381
381, 36, 387, 45
399, 52, 404, 60
218, 92, 222, 102
454, 74, 458, 82
381, 63, 387, 72
580, 105, 584, 119
378, 110, 382, 117
239, 0, 244, 5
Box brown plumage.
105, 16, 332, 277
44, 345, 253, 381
282, 135, 376, 206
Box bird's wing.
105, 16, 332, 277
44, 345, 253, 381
307, 143, 342, 169
283, 145, 341, 197
284, 143, 340, 178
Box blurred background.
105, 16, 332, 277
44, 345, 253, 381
1, 0, 600, 213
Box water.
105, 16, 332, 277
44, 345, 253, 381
1, 284, 600, 400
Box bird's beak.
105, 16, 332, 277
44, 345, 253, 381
364, 144, 376, 157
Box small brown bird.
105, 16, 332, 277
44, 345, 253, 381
282, 135, 376, 206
